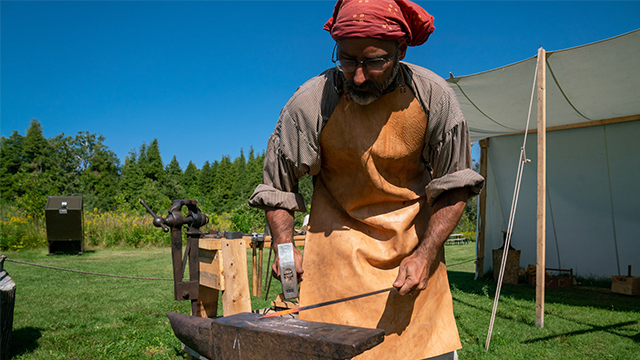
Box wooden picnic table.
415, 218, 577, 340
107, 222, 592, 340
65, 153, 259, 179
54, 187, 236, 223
445, 233, 469, 245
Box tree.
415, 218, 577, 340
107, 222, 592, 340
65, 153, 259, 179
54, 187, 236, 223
231, 149, 248, 203
51, 133, 81, 196
79, 143, 120, 211
0, 131, 24, 201
20, 119, 54, 174
163, 156, 186, 201
166, 156, 182, 178
182, 161, 201, 199
210, 156, 236, 213
144, 139, 164, 182
14, 119, 59, 216
118, 150, 145, 208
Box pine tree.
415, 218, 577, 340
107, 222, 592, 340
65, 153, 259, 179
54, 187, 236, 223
166, 156, 182, 178
245, 147, 266, 199
231, 149, 248, 205
199, 161, 215, 198
15, 119, 60, 217
163, 156, 186, 202
182, 161, 201, 199
145, 139, 165, 182
21, 119, 56, 175
0, 131, 24, 201
211, 155, 236, 213
118, 150, 145, 207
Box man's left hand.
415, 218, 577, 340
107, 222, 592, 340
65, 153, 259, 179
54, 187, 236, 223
392, 187, 470, 296
393, 251, 430, 295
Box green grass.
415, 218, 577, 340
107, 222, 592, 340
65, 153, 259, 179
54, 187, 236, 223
444, 243, 640, 359
2, 244, 639, 359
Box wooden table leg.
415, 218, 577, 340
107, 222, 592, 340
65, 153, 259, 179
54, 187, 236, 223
251, 242, 258, 297
258, 243, 264, 298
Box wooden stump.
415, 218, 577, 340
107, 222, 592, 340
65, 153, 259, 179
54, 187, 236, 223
492, 249, 521, 285
0, 269, 16, 359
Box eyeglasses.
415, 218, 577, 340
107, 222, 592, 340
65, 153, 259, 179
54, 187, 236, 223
331, 43, 399, 73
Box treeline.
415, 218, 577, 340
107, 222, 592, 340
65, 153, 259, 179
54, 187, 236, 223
0, 118, 312, 234
1, 118, 476, 245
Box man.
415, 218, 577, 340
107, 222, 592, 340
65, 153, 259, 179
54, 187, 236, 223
249, 0, 484, 358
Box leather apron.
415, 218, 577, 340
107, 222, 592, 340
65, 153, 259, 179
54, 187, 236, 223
299, 86, 461, 359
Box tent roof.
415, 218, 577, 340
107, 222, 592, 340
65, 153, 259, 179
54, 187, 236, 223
447, 29, 640, 142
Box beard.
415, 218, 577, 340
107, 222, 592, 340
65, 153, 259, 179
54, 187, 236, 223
342, 60, 401, 106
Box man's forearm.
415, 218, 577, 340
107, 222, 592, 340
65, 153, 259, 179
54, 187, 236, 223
265, 207, 294, 248
265, 207, 304, 280
393, 187, 469, 294
415, 187, 469, 264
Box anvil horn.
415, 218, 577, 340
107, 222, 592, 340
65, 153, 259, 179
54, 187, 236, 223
167, 312, 216, 359
166, 312, 385, 360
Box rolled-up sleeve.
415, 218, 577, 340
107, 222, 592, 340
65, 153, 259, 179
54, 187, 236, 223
410, 63, 484, 205
425, 120, 485, 205
248, 131, 308, 212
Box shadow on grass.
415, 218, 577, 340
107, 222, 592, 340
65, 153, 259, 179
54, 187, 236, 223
447, 270, 640, 313
523, 320, 639, 344
448, 270, 640, 345
10, 326, 43, 357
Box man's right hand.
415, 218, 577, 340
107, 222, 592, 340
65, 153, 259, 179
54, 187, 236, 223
265, 206, 304, 283
271, 245, 304, 282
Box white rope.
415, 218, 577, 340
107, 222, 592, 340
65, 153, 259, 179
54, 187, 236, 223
485, 52, 541, 352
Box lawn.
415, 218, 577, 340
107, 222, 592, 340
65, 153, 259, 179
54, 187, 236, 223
2, 243, 639, 359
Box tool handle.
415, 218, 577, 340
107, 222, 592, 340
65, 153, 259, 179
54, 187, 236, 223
140, 199, 170, 232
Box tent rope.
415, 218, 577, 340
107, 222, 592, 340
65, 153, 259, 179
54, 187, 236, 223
4, 258, 172, 281
485, 52, 540, 352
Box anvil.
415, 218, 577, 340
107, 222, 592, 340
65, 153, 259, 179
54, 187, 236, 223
167, 312, 385, 360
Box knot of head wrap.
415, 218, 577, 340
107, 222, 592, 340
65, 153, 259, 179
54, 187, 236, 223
323, 0, 435, 47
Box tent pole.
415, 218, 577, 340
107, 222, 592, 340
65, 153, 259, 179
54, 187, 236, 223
476, 138, 489, 279
536, 47, 547, 329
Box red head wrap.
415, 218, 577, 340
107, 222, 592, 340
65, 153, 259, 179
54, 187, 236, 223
323, 0, 435, 47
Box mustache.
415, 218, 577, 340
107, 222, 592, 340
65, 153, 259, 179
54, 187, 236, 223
348, 80, 382, 92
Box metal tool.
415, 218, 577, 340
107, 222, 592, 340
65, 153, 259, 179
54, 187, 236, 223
167, 311, 384, 360
141, 199, 209, 315
278, 243, 298, 299
260, 287, 395, 319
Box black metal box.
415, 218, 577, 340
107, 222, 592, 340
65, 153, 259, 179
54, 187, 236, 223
45, 196, 84, 254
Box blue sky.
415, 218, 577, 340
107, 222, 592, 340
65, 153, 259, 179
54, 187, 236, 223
2, 1, 639, 169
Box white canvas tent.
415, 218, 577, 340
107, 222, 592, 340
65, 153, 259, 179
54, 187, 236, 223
446, 29, 640, 279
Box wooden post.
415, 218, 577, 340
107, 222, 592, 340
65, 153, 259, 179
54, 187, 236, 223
257, 242, 264, 298
476, 138, 489, 279
536, 47, 547, 329
251, 242, 258, 297
221, 239, 252, 316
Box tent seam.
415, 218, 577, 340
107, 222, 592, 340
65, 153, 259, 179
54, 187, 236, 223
546, 58, 592, 122
546, 184, 561, 269
453, 82, 519, 131
603, 125, 621, 276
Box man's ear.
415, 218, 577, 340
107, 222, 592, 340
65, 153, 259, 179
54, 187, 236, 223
398, 42, 408, 61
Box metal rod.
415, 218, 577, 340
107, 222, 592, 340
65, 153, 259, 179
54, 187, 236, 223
260, 287, 395, 319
